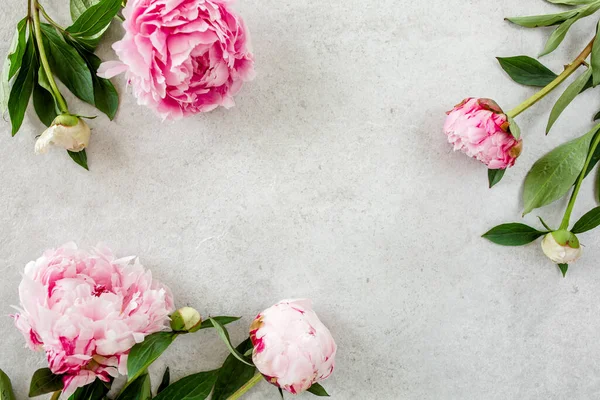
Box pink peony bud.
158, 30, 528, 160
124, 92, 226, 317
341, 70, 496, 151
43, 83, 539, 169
11, 243, 175, 397
444, 98, 523, 169
249, 299, 336, 394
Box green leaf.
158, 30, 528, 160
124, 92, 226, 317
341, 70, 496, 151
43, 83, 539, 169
77, 49, 118, 119
71, 0, 102, 22
116, 373, 151, 400
546, 0, 596, 5
571, 206, 600, 233
559, 263, 569, 277
33, 83, 58, 127
496, 56, 558, 87
8, 18, 28, 80
523, 126, 598, 214
594, 110, 600, 121
538, 216, 553, 231
29, 368, 63, 397
199, 316, 241, 330
68, 379, 110, 400
307, 383, 330, 397
158, 367, 170, 395
210, 318, 254, 366
8, 35, 36, 136
40, 23, 95, 105
212, 338, 257, 400
505, 10, 578, 27
154, 370, 219, 400
540, 3, 600, 56
68, 149, 89, 170
488, 168, 506, 188
507, 115, 521, 139
278, 387, 284, 399
547, 68, 592, 134
540, 17, 579, 56
0, 369, 15, 400
482, 223, 547, 246
593, 21, 600, 86
584, 129, 600, 177
127, 331, 178, 383
67, 0, 122, 45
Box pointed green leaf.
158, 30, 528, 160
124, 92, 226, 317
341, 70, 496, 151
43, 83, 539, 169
154, 370, 219, 400
8, 18, 28, 80
0, 369, 15, 400
68, 0, 121, 37
68, 379, 110, 400
496, 56, 557, 87
523, 126, 598, 214
77, 49, 118, 119
210, 318, 254, 366
507, 115, 521, 139
212, 339, 257, 400
68, 149, 89, 170
571, 206, 600, 233
8, 35, 36, 136
540, 17, 579, 56
70, 0, 102, 22
547, 68, 592, 134
127, 332, 178, 383
29, 368, 63, 397
116, 374, 151, 400
307, 383, 330, 397
593, 21, 600, 86
546, 0, 595, 5
158, 367, 170, 395
199, 316, 241, 330
40, 23, 94, 105
488, 168, 506, 188
482, 223, 546, 246
559, 264, 569, 277
505, 10, 578, 28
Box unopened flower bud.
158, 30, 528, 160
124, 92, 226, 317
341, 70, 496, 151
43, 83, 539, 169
541, 230, 582, 264
34, 115, 90, 154
170, 307, 202, 333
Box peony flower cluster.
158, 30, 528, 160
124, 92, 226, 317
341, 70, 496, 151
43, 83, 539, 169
12, 243, 174, 396
250, 299, 337, 394
98, 0, 255, 120
444, 97, 523, 169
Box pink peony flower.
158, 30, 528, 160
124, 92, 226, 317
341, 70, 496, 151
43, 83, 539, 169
12, 243, 175, 396
98, 0, 255, 120
444, 98, 523, 169
249, 299, 337, 394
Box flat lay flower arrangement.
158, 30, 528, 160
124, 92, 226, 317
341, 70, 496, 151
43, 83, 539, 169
2, 0, 254, 169
444, 0, 600, 276
0, 244, 336, 399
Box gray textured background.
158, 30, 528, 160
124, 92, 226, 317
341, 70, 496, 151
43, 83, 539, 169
2, 0, 600, 399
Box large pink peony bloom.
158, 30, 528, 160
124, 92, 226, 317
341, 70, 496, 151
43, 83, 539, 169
444, 98, 523, 169
250, 299, 337, 394
98, 0, 255, 120
12, 243, 175, 396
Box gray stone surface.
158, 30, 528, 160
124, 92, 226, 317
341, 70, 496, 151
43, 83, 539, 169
2, 0, 600, 399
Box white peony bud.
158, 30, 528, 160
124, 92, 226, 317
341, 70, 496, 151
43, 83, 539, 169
541, 231, 582, 264
35, 115, 90, 155
170, 307, 202, 333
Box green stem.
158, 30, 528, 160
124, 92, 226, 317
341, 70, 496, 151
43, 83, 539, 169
560, 127, 600, 230
38, 3, 67, 33
50, 391, 61, 400
506, 38, 595, 119
226, 374, 263, 400
32, 0, 69, 114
